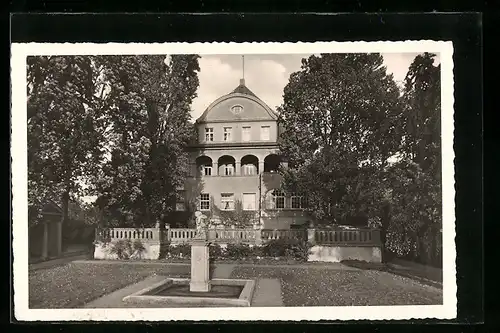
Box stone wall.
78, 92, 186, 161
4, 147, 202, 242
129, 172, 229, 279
308, 245, 382, 263
93, 226, 383, 262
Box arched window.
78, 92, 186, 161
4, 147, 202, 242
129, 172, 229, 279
195, 156, 213, 177
264, 154, 281, 173
241, 155, 259, 176
218, 155, 236, 176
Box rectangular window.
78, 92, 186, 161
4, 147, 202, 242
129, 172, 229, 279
291, 193, 304, 209
224, 165, 234, 176
274, 190, 285, 209
200, 193, 210, 211
176, 190, 186, 211
221, 193, 235, 211
242, 164, 256, 176
205, 128, 214, 142
260, 126, 270, 141
243, 193, 256, 211
223, 127, 232, 141
203, 166, 212, 176
242, 126, 251, 142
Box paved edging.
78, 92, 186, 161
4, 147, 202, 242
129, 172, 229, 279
29, 254, 91, 271
252, 279, 284, 306
386, 264, 443, 289
73, 259, 360, 271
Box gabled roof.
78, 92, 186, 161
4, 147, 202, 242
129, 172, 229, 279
196, 79, 278, 123
41, 200, 63, 215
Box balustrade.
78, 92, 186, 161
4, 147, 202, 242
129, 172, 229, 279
96, 227, 381, 246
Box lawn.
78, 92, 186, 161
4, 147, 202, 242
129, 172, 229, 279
29, 261, 442, 308
29, 262, 194, 308
230, 266, 443, 306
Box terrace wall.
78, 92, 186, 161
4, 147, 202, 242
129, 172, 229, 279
93, 226, 382, 262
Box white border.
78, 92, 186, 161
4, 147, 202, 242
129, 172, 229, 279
12, 41, 456, 321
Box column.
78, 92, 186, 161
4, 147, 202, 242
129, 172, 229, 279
235, 162, 241, 176
372, 228, 381, 245
56, 220, 63, 256
258, 161, 265, 174
307, 228, 316, 246
164, 223, 171, 242
212, 162, 218, 176
41, 222, 48, 260
255, 227, 262, 246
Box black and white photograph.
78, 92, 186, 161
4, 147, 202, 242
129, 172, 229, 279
11, 41, 455, 321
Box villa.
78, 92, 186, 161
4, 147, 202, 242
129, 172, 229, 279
177, 78, 310, 230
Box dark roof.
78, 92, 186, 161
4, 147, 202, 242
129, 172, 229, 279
41, 200, 63, 215
230, 78, 259, 98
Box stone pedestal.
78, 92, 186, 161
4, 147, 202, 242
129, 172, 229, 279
189, 239, 211, 292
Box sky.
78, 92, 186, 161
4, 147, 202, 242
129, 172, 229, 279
190, 53, 441, 120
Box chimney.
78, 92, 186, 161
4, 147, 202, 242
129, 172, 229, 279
239, 78, 245, 86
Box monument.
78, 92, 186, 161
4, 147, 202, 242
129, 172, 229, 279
121, 211, 255, 307
190, 211, 211, 292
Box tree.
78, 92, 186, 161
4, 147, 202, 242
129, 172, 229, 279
210, 198, 258, 228
27, 56, 109, 226
278, 53, 402, 225
385, 53, 442, 265
92, 55, 200, 227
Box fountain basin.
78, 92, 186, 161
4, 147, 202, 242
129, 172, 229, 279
122, 277, 256, 307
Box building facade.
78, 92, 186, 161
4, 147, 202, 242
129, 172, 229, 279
179, 79, 310, 230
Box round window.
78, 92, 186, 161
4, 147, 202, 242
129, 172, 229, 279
231, 105, 243, 114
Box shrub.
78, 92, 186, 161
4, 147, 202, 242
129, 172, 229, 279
167, 243, 191, 259
250, 245, 263, 258
209, 243, 225, 259
263, 239, 311, 262
132, 239, 146, 257
225, 243, 252, 259
109, 239, 133, 260
286, 241, 311, 262
262, 239, 292, 257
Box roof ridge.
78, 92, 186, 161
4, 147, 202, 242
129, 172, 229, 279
231, 83, 258, 98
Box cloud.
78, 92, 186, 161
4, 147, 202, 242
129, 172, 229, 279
191, 52, 441, 120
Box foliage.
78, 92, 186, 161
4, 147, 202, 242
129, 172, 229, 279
208, 243, 225, 259
262, 239, 311, 261
225, 243, 253, 259
209, 198, 258, 228
385, 160, 442, 262
107, 239, 146, 260
108, 239, 133, 259
90, 55, 200, 227
384, 53, 442, 266
133, 239, 146, 253
165, 243, 191, 259
27, 56, 109, 226
27, 55, 200, 228
278, 53, 402, 225
67, 198, 104, 225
